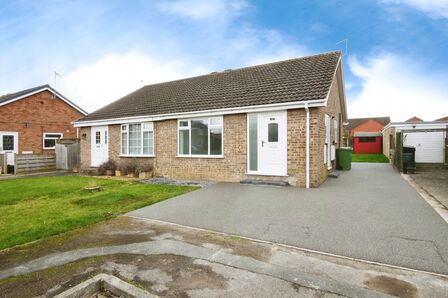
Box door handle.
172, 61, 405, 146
262, 140, 266, 147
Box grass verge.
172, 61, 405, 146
0, 176, 197, 250
352, 154, 389, 163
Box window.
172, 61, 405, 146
359, 136, 376, 143
178, 117, 223, 157
325, 114, 331, 144
121, 123, 154, 156
95, 131, 100, 145
248, 114, 258, 171
334, 116, 339, 144
2, 135, 14, 151
43, 133, 63, 149
268, 123, 278, 142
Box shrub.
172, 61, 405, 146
118, 159, 139, 176
97, 160, 117, 175
137, 163, 154, 174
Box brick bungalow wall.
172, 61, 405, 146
80, 66, 344, 187
0, 90, 84, 154
351, 119, 386, 136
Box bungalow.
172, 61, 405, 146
0, 85, 87, 170
74, 51, 347, 188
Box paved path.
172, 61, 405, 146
128, 163, 448, 274
0, 239, 388, 297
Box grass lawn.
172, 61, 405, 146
352, 154, 389, 163
0, 176, 197, 250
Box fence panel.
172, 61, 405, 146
393, 132, 403, 172
0, 154, 4, 174
55, 141, 80, 170
14, 154, 56, 174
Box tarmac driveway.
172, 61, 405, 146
128, 163, 448, 275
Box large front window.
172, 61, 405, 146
178, 117, 223, 157
121, 123, 154, 156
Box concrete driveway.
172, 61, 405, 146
128, 163, 448, 275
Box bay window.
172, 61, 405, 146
178, 117, 223, 157
121, 122, 154, 156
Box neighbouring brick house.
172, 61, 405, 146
0, 85, 87, 168
75, 52, 347, 188
344, 117, 390, 154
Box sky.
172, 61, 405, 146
0, 0, 447, 121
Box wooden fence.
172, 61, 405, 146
55, 140, 80, 170
14, 154, 56, 174
0, 154, 5, 174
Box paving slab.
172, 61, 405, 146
127, 163, 448, 275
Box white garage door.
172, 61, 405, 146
404, 131, 445, 163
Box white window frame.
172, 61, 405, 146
120, 122, 155, 157
177, 116, 224, 158
43, 133, 63, 149
334, 116, 338, 144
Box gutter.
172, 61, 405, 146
305, 103, 310, 189
73, 98, 327, 127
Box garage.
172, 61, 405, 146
383, 121, 448, 164
404, 131, 445, 163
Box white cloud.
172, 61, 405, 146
157, 0, 248, 20
348, 53, 448, 121
61, 52, 209, 112
380, 0, 448, 19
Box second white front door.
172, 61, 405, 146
248, 111, 287, 176
0, 132, 18, 165
91, 126, 108, 167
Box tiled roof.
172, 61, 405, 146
78, 51, 342, 122
0, 84, 87, 115
0, 84, 49, 104
405, 116, 424, 123
346, 117, 391, 131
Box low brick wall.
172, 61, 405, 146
15, 154, 56, 174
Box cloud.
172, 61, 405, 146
348, 53, 448, 121
61, 52, 209, 112
380, 0, 448, 19
157, 0, 249, 20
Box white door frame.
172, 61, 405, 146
0, 131, 19, 166
247, 111, 287, 176
90, 126, 109, 167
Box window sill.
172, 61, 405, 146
120, 154, 155, 158
177, 155, 224, 159
43, 147, 56, 150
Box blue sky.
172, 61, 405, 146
1, 0, 447, 121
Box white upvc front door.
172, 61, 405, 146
91, 126, 109, 167
248, 111, 287, 176
0, 131, 18, 165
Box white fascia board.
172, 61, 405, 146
0, 87, 87, 115
73, 99, 327, 127
389, 122, 448, 131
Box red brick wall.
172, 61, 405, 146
351, 119, 385, 136
0, 90, 84, 154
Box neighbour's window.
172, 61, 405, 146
2, 135, 14, 151
43, 133, 63, 149
178, 117, 223, 157
359, 136, 376, 143
121, 122, 154, 156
